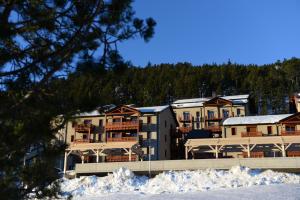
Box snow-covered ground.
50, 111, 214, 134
60, 166, 300, 200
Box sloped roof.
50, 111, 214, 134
173, 98, 210, 104
172, 94, 249, 108
223, 114, 292, 126
136, 105, 169, 113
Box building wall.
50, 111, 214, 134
139, 113, 158, 160
158, 108, 177, 160
65, 115, 105, 144
173, 104, 248, 130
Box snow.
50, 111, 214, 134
60, 166, 300, 199
172, 95, 249, 108
173, 98, 210, 104
172, 102, 204, 108
137, 105, 169, 113
75, 110, 102, 117
223, 114, 292, 125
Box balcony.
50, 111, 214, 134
179, 116, 193, 123
75, 124, 94, 133
204, 126, 222, 132
241, 131, 263, 137
107, 137, 138, 142
281, 130, 300, 136
242, 151, 264, 158
178, 126, 192, 134
106, 155, 137, 162
105, 120, 142, 131
72, 139, 93, 144
205, 115, 223, 121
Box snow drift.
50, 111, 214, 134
60, 166, 300, 198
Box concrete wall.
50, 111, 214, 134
75, 157, 300, 175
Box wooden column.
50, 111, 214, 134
185, 146, 188, 160
96, 149, 99, 163
81, 155, 84, 164
129, 148, 132, 162
215, 145, 219, 159
247, 144, 250, 158
281, 143, 286, 157
63, 151, 68, 174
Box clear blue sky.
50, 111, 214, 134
118, 0, 300, 66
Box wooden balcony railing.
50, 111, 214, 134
179, 116, 193, 123
204, 126, 222, 132
178, 126, 192, 134
287, 151, 300, 157
107, 137, 138, 142
241, 131, 263, 137
75, 124, 94, 133
105, 120, 142, 131
205, 115, 223, 121
106, 155, 137, 162
243, 151, 264, 158
72, 139, 93, 143
281, 130, 300, 136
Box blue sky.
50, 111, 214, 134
118, 0, 300, 66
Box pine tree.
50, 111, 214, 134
0, 1, 155, 199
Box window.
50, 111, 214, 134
237, 109, 241, 117
165, 150, 167, 157
83, 119, 92, 125
247, 126, 257, 133
147, 132, 151, 139
267, 126, 272, 135
165, 135, 167, 143
196, 112, 200, 122
183, 111, 190, 121
71, 135, 74, 142
286, 125, 296, 132
72, 121, 77, 127
147, 116, 152, 124
231, 128, 236, 136
207, 110, 214, 119
83, 134, 87, 139
223, 109, 229, 118
165, 120, 167, 128
99, 119, 103, 127
196, 122, 200, 129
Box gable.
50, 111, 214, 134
280, 112, 300, 124
204, 97, 232, 106
105, 105, 140, 116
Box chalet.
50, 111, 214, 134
172, 95, 250, 137
63, 105, 178, 172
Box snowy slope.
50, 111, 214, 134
60, 166, 300, 199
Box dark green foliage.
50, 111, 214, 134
79, 58, 300, 114
0, 0, 155, 199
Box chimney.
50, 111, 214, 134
212, 91, 217, 98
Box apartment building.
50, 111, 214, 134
290, 93, 300, 113
172, 95, 250, 137
184, 112, 300, 159
221, 112, 300, 158
63, 105, 178, 171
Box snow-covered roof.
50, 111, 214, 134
222, 94, 249, 104
172, 94, 249, 108
75, 110, 102, 117
136, 105, 169, 113
223, 114, 292, 125
172, 102, 204, 108
173, 98, 210, 104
